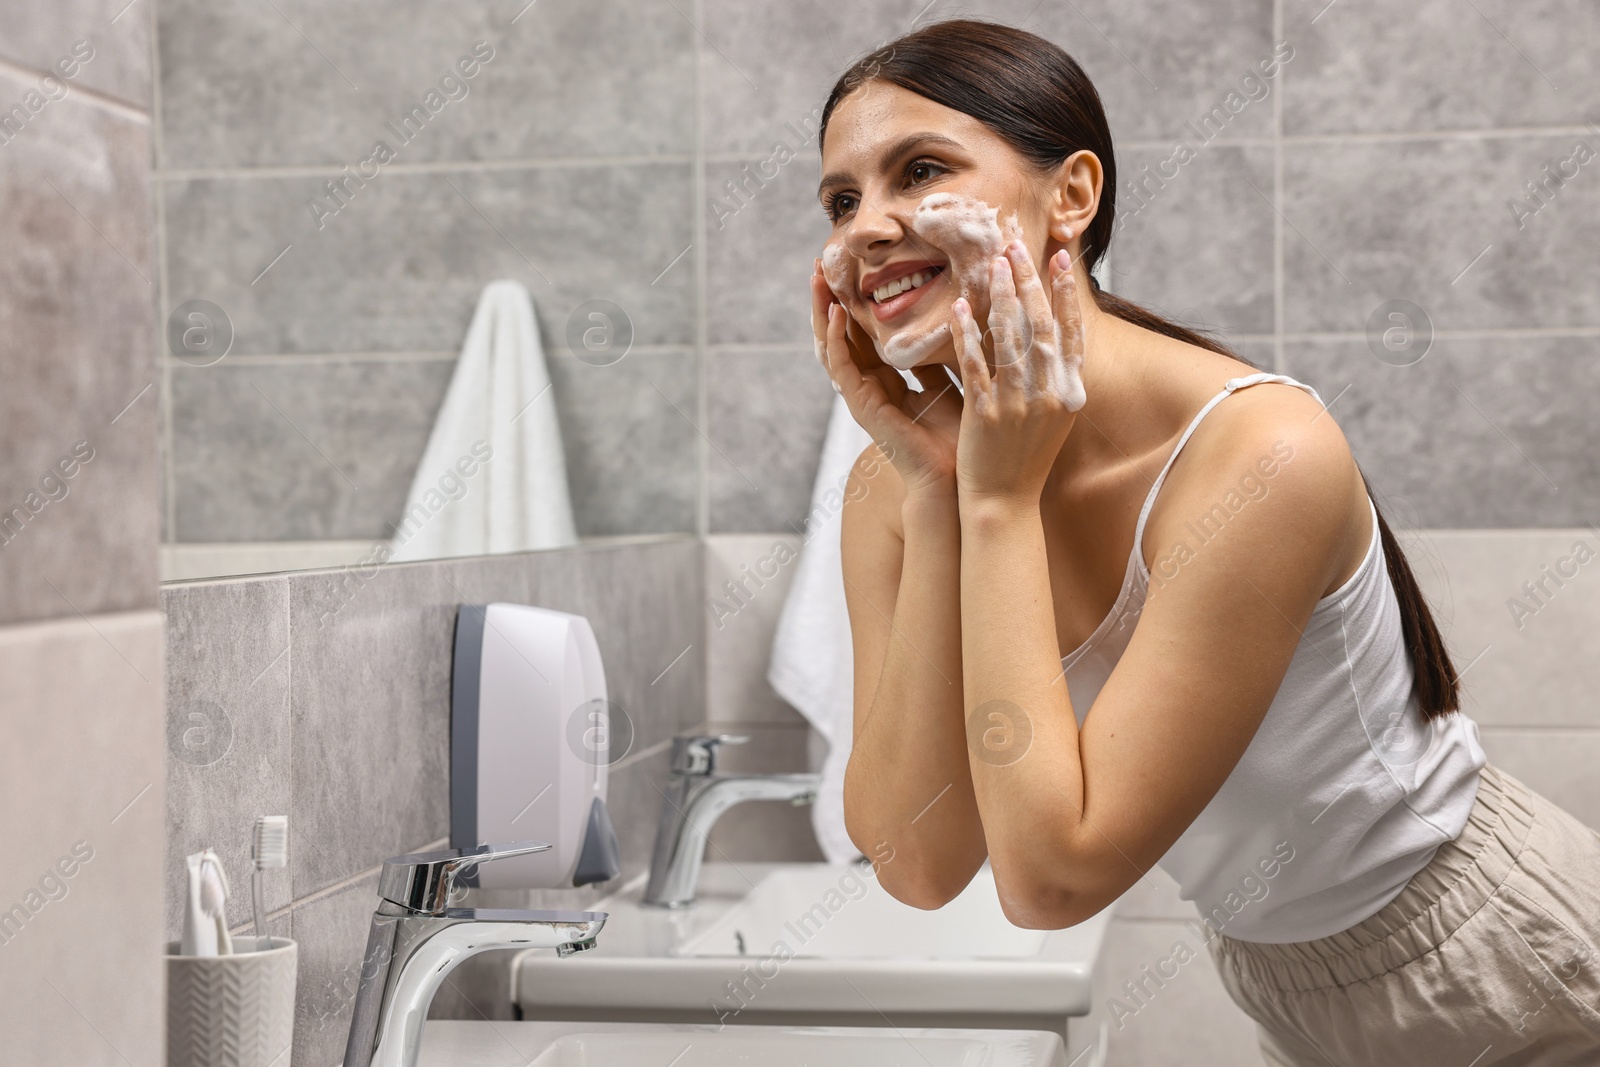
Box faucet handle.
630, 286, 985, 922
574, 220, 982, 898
670, 733, 749, 776
378, 841, 552, 915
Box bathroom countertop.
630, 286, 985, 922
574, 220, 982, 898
416, 1019, 1068, 1066
512, 861, 1111, 1019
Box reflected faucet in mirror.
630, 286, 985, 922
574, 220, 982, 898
643, 734, 822, 908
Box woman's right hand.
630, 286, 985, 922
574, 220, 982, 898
811, 257, 963, 498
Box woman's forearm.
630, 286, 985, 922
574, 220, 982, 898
845, 490, 987, 905
958, 495, 1088, 922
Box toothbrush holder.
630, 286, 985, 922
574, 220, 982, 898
165, 936, 297, 1067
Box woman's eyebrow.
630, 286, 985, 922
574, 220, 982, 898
817, 132, 967, 200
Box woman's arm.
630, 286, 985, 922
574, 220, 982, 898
839, 452, 987, 907
953, 242, 1361, 929
809, 258, 990, 906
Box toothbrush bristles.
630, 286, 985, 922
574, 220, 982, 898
252, 815, 288, 869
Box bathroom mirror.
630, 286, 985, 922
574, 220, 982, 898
156, 2, 824, 580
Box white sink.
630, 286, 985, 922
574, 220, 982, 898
680, 864, 1048, 960
417, 1020, 1066, 1067
513, 862, 1110, 1027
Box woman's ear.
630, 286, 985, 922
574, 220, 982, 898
1047, 149, 1103, 244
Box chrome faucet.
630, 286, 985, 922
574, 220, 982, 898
344, 841, 606, 1067
643, 734, 821, 908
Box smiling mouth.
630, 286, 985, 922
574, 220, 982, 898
868, 264, 947, 321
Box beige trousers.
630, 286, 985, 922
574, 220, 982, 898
1207, 764, 1600, 1066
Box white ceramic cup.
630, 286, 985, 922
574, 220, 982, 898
166, 936, 297, 1067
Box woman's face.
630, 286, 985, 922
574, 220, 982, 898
817, 80, 1062, 371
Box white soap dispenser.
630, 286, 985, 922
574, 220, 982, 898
449, 603, 621, 890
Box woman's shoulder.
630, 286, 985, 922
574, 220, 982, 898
1140, 347, 1369, 599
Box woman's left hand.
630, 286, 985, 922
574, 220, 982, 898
951, 239, 1088, 505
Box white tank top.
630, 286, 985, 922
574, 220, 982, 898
1063, 372, 1486, 944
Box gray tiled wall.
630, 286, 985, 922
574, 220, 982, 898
0, 2, 166, 1063
161, 536, 705, 1066
153, 0, 1600, 547
154, 0, 702, 544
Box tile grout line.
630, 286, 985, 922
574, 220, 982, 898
1272, 0, 1285, 376
159, 344, 699, 367
158, 153, 696, 182
1120, 124, 1600, 151
264, 836, 452, 933
151, 0, 177, 545
143, 124, 1600, 185
148, 327, 1600, 372
692, 0, 710, 540
144, 121, 1600, 184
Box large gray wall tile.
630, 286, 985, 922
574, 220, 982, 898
1286, 336, 1600, 527
158, 0, 694, 169
1025, 0, 1278, 146
1407, 529, 1600, 729
698, 0, 936, 157
699, 0, 1277, 155
1106, 143, 1276, 336
170, 358, 455, 541
1089, 917, 1261, 1066
1283, 136, 1600, 334
163, 162, 695, 355
708, 348, 835, 533
0, 0, 152, 107
290, 871, 383, 1067
288, 560, 457, 895
1479, 729, 1600, 830
547, 351, 700, 536
705, 156, 828, 346
705, 534, 807, 727
0, 613, 165, 1067
0, 70, 157, 624
163, 577, 293, 940
1283, 0, 1600, 135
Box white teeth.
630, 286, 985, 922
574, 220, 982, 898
872, 267, 940, 303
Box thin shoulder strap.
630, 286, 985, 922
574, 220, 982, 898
1132, 372, 1324, 556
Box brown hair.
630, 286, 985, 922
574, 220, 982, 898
818, 18, 1460, 721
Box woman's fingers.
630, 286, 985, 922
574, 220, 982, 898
951, 296, 992, 403
826, 301, 911, 434
1048, 249, 1089, 411
985, 251, 1030, 388
1004, 238, 1053, 358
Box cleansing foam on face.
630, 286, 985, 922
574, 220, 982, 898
822, 192, 1025, 371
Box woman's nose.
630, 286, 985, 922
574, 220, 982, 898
843, 194, 914, 255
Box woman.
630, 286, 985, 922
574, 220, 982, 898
811, 19, 1600, 1067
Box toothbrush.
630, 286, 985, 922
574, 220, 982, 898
180, 851, 217, 956
251, 815, 288, 951
198, 850, 232, 955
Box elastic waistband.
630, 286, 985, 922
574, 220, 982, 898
1212, 764, 1534, 992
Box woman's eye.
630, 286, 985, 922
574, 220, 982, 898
825, 193, 858, 221
907, 160, 944, 185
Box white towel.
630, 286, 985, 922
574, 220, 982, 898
768, 393, 873, 864
390, 279, 578, 561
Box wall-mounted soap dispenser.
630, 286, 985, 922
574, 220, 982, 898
450, 603, 621, 889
